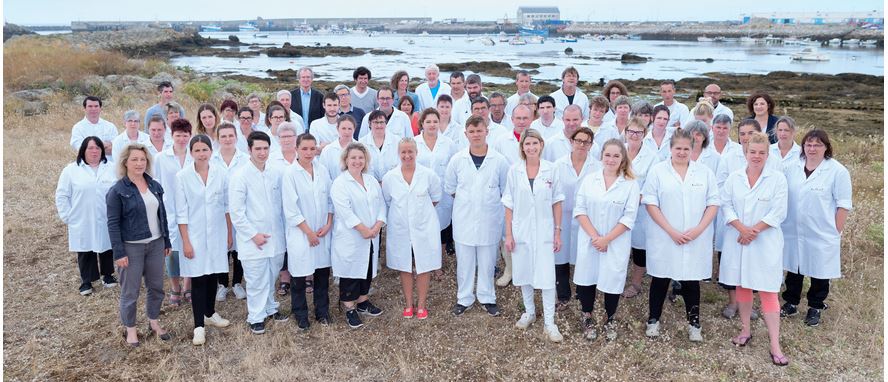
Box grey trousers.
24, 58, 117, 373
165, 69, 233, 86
118, 237, 166, 327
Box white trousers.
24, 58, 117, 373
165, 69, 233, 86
455, 243, 498, 306
241, 253, 285, 324
521, 285, 556, 328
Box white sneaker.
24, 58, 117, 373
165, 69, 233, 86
192, 327, 206, 346
516, 313, 536, 329
645, 320, 660, 337
204, 312, 231, 328
545, 325, 563, 343
215, 285, 228, 302
231, 283, 247, 300
688, 324, 703, 342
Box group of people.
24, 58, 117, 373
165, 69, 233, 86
57, 66, 852, 367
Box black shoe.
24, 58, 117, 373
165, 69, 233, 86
316, 316, 330, 326
482, 303, 501, 317
79, 283, 93, 296
451, 303, 471, 316
269, 311, 289, 322
250, 322, 266, 334
102, 276, 119, 288
356, 301, 383, 316
296, 316, 310, 331
345, 309, 363, 329
804, 304, 828, 327
780, 303, 798, 318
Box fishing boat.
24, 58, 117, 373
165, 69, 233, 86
559, 35, 577, 43
293, 24, 314, 34
828, 38, 842, 46
580, 33, 594, 39
498, 31, 510, 42
763, 35, 782, 44
628, 34, 641, 40
238, 23, 259, 32
200, 24, 222, 32
519, 25, 549, 37
790, 48, 830, 61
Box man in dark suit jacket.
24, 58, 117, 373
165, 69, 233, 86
290, 67, 325, 131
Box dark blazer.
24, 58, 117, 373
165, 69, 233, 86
290, 87, 325, 127
747, 114, 780, 144
106, 173, 171, 260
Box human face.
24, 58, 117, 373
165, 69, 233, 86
248, 97, 261, 112
425, 69, 439, 84
752, 97, 769, 116
172, 131, 191, 147
84, 140, 102, 165
436, 101, 452, 119
693, 131, 705, 146
270, 110, 286, 128
538, 102, 555, 120
745, 142, 769, 171
562, 72, 578, 89
516, 74, 531, 93
398, 75, 409, 91
562, 108, 583, 134
124, 116, 140, 131
239, 112, 253, 128
659, 84, 675, 102
324, 99, 340, 118
399, 142, 417, 167
148, 122, 166, 140
653, 110, 669, 129
299, 70, 313, 89
694, 113, 712, 123
166, 110, 180, 124
218, 127, 237, 148
345, 148, 366, 173
339, 121, 356, 140
522, 137, 542, 160
637, 113, 652, 127
278, 128, 297, 150
590, 106, 607, 123
449, 77, 464, 93
467, 82, 482, 99
670, 137, 692, 165
704, 84, 721, 105
738, 125, 758, 146
465, 123, 488, 147
601, 144, 623, 172
369, 118, 387, 137
249, 140, 270, 163
297, 138, 318, 162
776, 122, 795, 143
625, 126, 646, 143
200, 110, 216, 130
471, 102, 489, 119
125, 149, 148, 175
608, 87, 623, 103
377, 90, 394, 110
712, 122, 730, 140
803, 138, 826, 161
222, 107, 236, 121
511, 107, 532, 131
570, 132, 593, 155
489, 97, 506, 119
421, 113, 439, 134
191, 141, 212, 163
355, 74, 369, 90
278, 94, 292, 110
519, 100, 537, 116
399, 100, 414, 114
160, 86, 174, 102
84, 100, 102, 120
615, 104, 631, 119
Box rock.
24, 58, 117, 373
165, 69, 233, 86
3, 23, 36, 42
437, 61, 514, 78
620, 53, 648, 63
704, 58, 714, 63
10, 88, 54, 102
265, 43, 396, 57
229, 35, 240, 43
517, 63, 540, 69
150, 72, 182, 88
20, 101, 48, 116
564, 47, 574, 55
367, 48, 402, 55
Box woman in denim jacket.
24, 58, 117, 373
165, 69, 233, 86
106, 143, 172, 347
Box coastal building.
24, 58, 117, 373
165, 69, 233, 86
741, 11, 883, 26
517, 7, 560, 24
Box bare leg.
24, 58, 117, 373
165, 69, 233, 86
400, 271, 415, 309
416, 272, 431, 310
738, 300, 752, 338
280, 270, 291, 284
763, 312, 784, 355
125, 326, 138, 344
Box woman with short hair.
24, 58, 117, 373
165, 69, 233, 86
770, 116, 801, 170
746, 91, 779, 143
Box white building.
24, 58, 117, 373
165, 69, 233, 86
517, 7, 560, 24
741, 11, 883, 25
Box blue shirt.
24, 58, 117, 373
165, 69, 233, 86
300, 89, 312, 129
430, 82, 440, 99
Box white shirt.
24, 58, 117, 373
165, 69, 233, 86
382, 165, 443, 274
628, 143, 660, 250
318, 140, 356, 182
655, 100, 690, 129
450, 93, 472, 126
486, 121, 510, 144
70, 117, 117, 151
282, 161, 334, 276
415, 134, 457, 228
228, 161, 286, 260
643, 128, 674, 162
550, 88, 590, 120
330, 172, 387, 278
55, 162, 117, 252
444, 147, 510, 246
542, 131, 602, 164
529, 117, 565, 140
309, 117, 339, 146
713, 102, 735, 122
506, 91, 535, 116
359, 132, 400, 182
111, 131, 151, 160
415, 81, 452, 111
492, 132, 520, 166
153, 148, 193, 252
359, 109, 413, 139
553, 153, 601, 265
594, 123, 623, 150
769, 142, 802, 171
175, 163, 230, 277
439, 120, 467, 150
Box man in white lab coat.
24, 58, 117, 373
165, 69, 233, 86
655, 80, 690, 130
359, 86, 413, 139
549, 66, 589, 120
415, 64, 452, 111
70, 96, 117, 157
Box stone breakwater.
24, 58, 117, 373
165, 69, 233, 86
562, 22, 883, 42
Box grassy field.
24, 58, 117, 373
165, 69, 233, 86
2, 36, 884, 381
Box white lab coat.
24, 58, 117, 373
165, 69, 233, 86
111, 131, 151, 160
550, 88, 590, 120
529, 118, 565, 140
486, 121, 510, 144
415, 134, 457, 228
713, 102, 734, 122
782, 159, 852, 279
309, 118, 339, 146
450, 93, 472, 127
415, 81, 452, 111
492, 133, 521, 165
70, 117, 118, 151
654, 101, 690, 129
501, 160, 565, 290
642, 160, 720, 281
330, 172, 387, 279
359, 132, 400, 182
153, 148, 193, 252
573, 171, 640, 293
439, 121, 467, 150
444, 147, 510, 246
210, 149, 250, 251
694, 146, 721, 174
643, 129, 674, 162
359, 109, 414, 139
506, 91, 536, 116
175, 163, 230, 277
382, 165, 443, 273
770, 142, 802, 171
146, 139, 172, 158
228, 161, 286, 260
282, 161, 333, 277
628, 143, 659, 250
318, 139, 356, 182
542, 131, 602, 164
553, 153, 601, 264
55, 162, 117, 252
719, 168, 788, 292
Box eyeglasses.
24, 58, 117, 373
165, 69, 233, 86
626, 130, 645, 136
490, 103, 505, 108
571, 139, 593, 147
270, 115, 285, 120
378, 97, 393, 101
337, 93, 350, 98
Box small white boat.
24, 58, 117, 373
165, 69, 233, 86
697, 36, 714, 42
722, 37, 739, 42
860, 39, 878, 46
238, 23, 259, 32
783, 37, 802, 46
509, 37, 527, 45
253, 33, 268, 38
763, 35, 782, 44
406, 39, 415, 45
559, 35, 577, 43
528, 36, 545, 44
480, 37, 495, 46
420, 31, 430, 37
842, 38, 861, 46
790, 48, 830, 61
828, 38, 842, 46
739, 36, 757, 44
580, 33, 594, 39
441, 36, 451, 41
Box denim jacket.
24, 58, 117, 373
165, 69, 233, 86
106, 173, 172, 260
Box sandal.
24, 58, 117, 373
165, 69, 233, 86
278, 282, 290, 296
770, 351, 789, 366
168, 290, 182, 307
183, 290, 192, 303
622, 284, 643, 299
305, 280, 313, 294
147, 323, 172, 342
731, 334, 752, 347
122, 329, 140, 347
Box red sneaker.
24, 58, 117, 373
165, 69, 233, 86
402, 307, 414, 319
416, 308, 429, 320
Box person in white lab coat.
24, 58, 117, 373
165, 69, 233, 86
623, 118, 660, 299
309, 93, 341, 147
359, 110, 400, 182
234, 107, 255, 153
210, 123, 249, 301
574, 139, 640, 341
529, 96, 565, 139
444, 115, 510, 317
709, 114, 739, 156
282, 133, 334, 330
383, 138, 443, 320
70, 96, 117, 157
685, 120, 720, 174
780, 129, 852, 327
543, 104, 601, 164
358, 86, 415, 139
331, 142, 387, 329
415, 64, 451, 111
594, 95, 632, 147
319, 115, 358, 182
549, 66, 589, 120
601, 80, 629, 124
175, 135, 232, 345
582, 96, 609, 135
56, 137, 118, 295
112, 110, 150, 160
644, 105, 673, 162
770, 116, 802, 170
153, 119, 193, 307
654, 80, 689, 130
228, 131, 289, 335
145, 115, 171, 157
642, 128, 719, 342
268, 122, 301, 297
719, 132, 789, 366
503, 129, 565, 343
435, 95, 467, 150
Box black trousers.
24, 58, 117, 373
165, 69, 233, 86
649, 277, 701, 326
782, 271, 830, 309
77, 250, 114, 285
191, 274, 217, 328
340, 244, 374, 302
555, 263, 572, 302
576, 284, 620, 319
217, 250, 243, 287
291, 267, 331, 320
631, 248, 646, 267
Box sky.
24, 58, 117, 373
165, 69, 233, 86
3, 0, 884, 26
